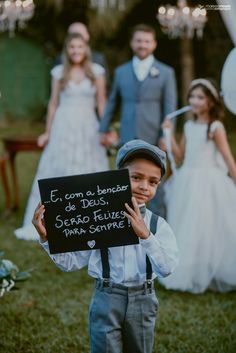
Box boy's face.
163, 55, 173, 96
126, 158, 161, 204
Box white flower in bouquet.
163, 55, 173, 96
0, 251, 31, 297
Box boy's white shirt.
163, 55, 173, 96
40, 209, 179, 286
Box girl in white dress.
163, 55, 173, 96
160, 78, 236, 293
15, 33, 109, 240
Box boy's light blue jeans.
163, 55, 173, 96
89, 279, 158, 353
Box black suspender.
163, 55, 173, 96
150, 212, 159, 236
146, 212, 158, 281
100, 212, 159, 283
100, 247, 110, 281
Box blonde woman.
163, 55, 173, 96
15, 33, 109, 240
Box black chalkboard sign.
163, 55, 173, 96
38, 169, 138, 254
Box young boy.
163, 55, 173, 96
33, 139, 179, 353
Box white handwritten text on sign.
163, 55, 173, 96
38, 169, 138, 254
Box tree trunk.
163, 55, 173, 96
180, 37, 195, 105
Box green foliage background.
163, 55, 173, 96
0, 34, 50, 120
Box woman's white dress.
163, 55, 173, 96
159, 120, 236, 293
15, 64, 109, 240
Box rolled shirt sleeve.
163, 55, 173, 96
40, 240, 91, 272
140, 216, 179, 278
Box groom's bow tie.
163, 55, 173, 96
139, 204, 146, 218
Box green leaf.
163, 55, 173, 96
15, 271, 31, 281
0, 268, 10, 279
1, 259, 19, 272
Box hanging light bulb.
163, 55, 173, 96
157, 0, 207, 39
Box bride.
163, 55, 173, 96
15, 33, 109, 240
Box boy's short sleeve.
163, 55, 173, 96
92, 63, 105, 78
51, 65, 63, 80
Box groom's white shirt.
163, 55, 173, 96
132, 55, 155, 81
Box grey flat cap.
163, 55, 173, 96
116, 139, 166, 177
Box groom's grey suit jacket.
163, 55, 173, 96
100, 58, 177, 145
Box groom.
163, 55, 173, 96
100, 24, 177, 215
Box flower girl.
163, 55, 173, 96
160, 78, 236, 293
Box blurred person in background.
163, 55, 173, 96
100, 24, 177, 216
15, 33, 109, 240
160, 78, 236, 293
55, 22, 108, 78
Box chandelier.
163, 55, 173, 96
0, 0, 35, 36
157, 0, 207, 39
90, 0, 126, 12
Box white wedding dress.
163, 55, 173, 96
159, 119, 236, 293
15, 64, 109, 240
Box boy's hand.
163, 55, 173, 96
124, 197, 150, 239
32, 203, 48, 242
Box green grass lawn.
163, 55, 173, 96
0, 120, 236, 353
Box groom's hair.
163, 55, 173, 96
131, 24, 156, 40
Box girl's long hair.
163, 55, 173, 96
187, 80, 224, 138
60, 33, 95, 89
